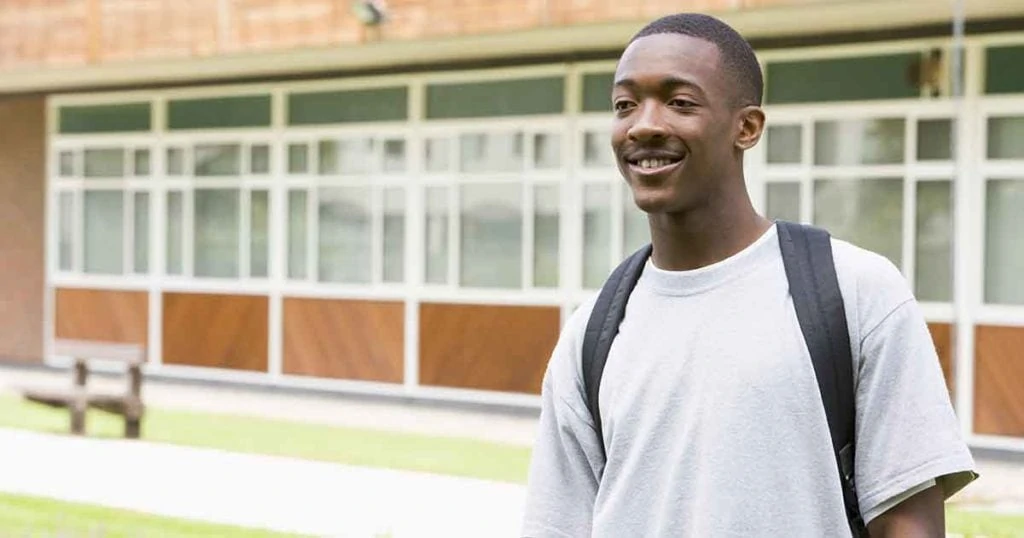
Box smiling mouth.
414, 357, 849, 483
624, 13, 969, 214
627, 156, 684, 173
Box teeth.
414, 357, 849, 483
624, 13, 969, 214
639, 158, 673, 169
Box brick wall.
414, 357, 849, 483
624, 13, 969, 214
0, 0, 839, 72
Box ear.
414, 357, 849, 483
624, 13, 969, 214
735, 106, 766, 151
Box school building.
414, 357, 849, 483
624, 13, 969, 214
0, 0, 1022, 450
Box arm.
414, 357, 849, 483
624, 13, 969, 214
867, 484, 945, 538
848, 256, 977, 530
521, 305, 605, 538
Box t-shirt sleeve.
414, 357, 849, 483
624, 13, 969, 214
852, 288, 978, 524
521, 303, 605, 538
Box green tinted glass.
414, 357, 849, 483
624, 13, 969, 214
986, 46, 1024, 95
59, 103, 151, 134
582, 73, 615, 113
426, 77, 564, 119
766, 53, 920, 104
168, 95, 272, 130
288, 87, 408, 125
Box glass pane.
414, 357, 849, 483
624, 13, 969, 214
250, 190, 269, 278
383, 188, 405, 283
83, 148, 125, 178
133, 149, 150, 177
766, 53, 920, 104
383, 139, 406, 173
319, 139, 375, 175
985, 179, 1024, 304
426, 138, 450, 173
84, 191, 124, 274
584, 131, 614, 168
288, 190, 308, 279
288, 87, 408, 125
813, 178, 904, 267
915, 181, 952, 302
58, 192, 74, 271
766, 182, 801, 222
917, 119, 952, 161
583, 184, 612, 288
425, 187, 449, 284
250, 144, 270, 174
460, 184, 522, 288
582, 73, 614, 113
288, 143, 309, 174
534, 185, 559, 288
168, 95, 271, 130
167, 147, 185, 176
59, 151, 76, 177
194, 189, 240, 278
986, 45, 1024, 95
426, 77, 564, 119
534, 133, 561, 169
318, 187, 371, 283
767, 125, 802, 164
194, 144, 241, 177
814, 119, 905, 165
460, 132, 523, 173
623, 186, 649, 256
133, 192, 149, 273
167, 192, 183, 275
987, 117, 1024, 159
59, 103, 151, 134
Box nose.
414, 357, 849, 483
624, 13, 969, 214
627, 101, 669, 143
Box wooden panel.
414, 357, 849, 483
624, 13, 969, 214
55, 288, 148, 353
974, 325, 1024, 436
419, 303, 560, 394
162, 293, 267, 371
0, 96, 45, 362
283, 298, 403, 383
927, 323, 954, 395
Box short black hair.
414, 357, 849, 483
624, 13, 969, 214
630, 13, 763, 107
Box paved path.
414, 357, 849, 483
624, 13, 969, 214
0, 428, 526, 537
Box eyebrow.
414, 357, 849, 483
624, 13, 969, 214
613, 76, 706, 97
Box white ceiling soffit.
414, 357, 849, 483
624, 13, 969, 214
2, 0, 1022, 94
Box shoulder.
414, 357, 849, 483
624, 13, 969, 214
540, 296, 598, 405
829, 237, 917, 347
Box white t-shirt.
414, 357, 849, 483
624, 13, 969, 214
522, 224, 976, 537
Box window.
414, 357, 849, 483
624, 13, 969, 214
318, 187, 372, 283
762, 115, 955, 302
583, 184, 612, 289
425, 187, 449, 285
285, 132, 412, 285
460, 184, 522, 288
194, 189, 240, 278
533, 185, 559, 288
83, 191, 124, 274
985, 179, 1024, 305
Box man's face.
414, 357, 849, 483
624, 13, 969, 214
611, 33, 745, 215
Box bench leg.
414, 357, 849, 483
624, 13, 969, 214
125, 416, 141, 439
70, 400, 86, 435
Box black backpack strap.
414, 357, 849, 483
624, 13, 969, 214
777, 221, 866, 537
581, 244, 653, 459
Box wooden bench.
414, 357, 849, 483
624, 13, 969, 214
23, 339, 146, 439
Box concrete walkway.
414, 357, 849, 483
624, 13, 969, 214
0, 427, 526, 537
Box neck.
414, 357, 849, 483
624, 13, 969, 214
647, 185, 772, 272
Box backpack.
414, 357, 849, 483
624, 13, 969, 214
581, 220, 867, 537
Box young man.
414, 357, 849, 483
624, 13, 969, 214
521, 12, 976, 538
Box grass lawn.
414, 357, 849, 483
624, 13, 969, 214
0, 491, 302, 537
1, 394, 1022, 536
947, 507, 1024, 537
0, 394, 531, 484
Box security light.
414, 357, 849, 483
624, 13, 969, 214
352, 0, 386, 26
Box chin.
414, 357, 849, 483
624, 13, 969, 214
629, 187, 678, 214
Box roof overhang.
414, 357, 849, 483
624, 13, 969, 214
2, 0, 1022, 95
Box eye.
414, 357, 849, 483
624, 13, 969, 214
613, 99, 636, 112
669, 98, 698, 108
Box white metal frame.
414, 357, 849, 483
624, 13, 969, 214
43, 34, 1024, 426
